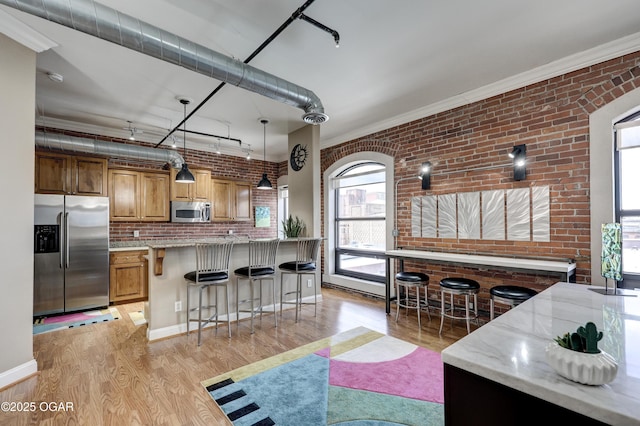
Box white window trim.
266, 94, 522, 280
323, 151, 395, 296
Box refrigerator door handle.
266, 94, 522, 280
65, 211, 70, 269
58, 211, 64, 269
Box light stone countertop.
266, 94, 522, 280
110, 237, 313, 250
441, 282, 640, 425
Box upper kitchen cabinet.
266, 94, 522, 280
170, 168, 211, 201
211, 178, 251, 221
108, 169, 170, 222
35, 151, 107, 196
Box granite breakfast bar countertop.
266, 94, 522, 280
441, 281, 640, 425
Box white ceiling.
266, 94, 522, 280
2, 0, 640, 162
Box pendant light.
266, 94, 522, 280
257, 118, 273, 190
175, 98, 195, 183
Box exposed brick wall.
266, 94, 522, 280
320, 51, 640, 299
37, 127, 278, 241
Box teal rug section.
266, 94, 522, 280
209, 353, 329, 426
328, 385, 444, 426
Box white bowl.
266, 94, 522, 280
545, 342, 618, 385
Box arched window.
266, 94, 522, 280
333, 162, 386, 282
614, 112, 640, 289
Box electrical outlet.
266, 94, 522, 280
175, 301, 182, 312
469, 302, 474, 310
133, 230, 140, 238
307, 279, 313, 288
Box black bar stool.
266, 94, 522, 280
395, 271, 430, 327
279, 238, 322, 322
490, 285, 538, 320
184, 240, 234, 346
439, 277, 480, 335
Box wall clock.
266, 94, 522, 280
290, 143, 308, 171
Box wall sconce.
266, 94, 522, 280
509, 144, 526, 181
418, 161, 431, 190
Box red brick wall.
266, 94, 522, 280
38, 128, 279, 241
320, 51, 640, 302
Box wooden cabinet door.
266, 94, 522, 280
109, 251, 147, 303
211, 179, 233, 220
170, 168, 210, 201
108, 169, 140, 221
35, 152, 71, 194
234, 181, 252, 221
193, 169, 211, 201
170, 167, 191, 201
73, 156, 107, 196
140, 172, 170, 221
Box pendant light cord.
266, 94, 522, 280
183, 101, 187, 160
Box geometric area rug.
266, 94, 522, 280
201, 326, 444, 425
33, 307, 120, 335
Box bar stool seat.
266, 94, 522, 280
439, 277, 480, 335
395, 272, 430, 327
490, 285, 538, 320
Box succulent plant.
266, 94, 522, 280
281, 215, 305, 238
554, 321, 603, 354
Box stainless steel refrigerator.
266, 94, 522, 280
34, 194, 110, 316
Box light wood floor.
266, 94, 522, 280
1, 287, 470, 425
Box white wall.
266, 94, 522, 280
288, 125, 320, 237
0, 33, 37, 387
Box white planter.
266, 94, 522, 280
545, 342, 618, 386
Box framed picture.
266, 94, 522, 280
255, 206, 270, 228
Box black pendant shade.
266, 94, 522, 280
257, 173, 272, 189
175, 162, 195, 183
176, 98, 195, 184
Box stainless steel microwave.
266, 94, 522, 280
171, 201, 211, 223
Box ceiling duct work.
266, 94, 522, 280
35, 131, 184, 168
0, 0, 328, 124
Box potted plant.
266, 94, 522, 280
545, 321, 618, 385
281, 215, 305, 238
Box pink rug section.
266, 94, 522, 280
43, 312, 95, 324
316, 346, 331, 358
327, 347, 444, 403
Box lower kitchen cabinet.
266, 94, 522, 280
109, 250, 148, 303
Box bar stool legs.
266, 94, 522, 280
439, 277, 480, 335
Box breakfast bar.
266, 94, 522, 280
383, 249, 576, 313
140, 238, 320, 341
441, 282, 640, 425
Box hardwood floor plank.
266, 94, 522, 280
1, 286, 469, 425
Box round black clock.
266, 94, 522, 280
290, 143, 308, 171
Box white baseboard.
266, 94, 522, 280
0, 359, 37, 389
146, 295, 322, 342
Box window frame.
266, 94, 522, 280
333, 162, 386, 283
614, 114, 640, 289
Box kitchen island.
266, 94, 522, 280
112, 238, 320, 341
441, 282, 640, 425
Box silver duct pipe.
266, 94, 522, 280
35, 131, 184, 168
1, 0, 328, 124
